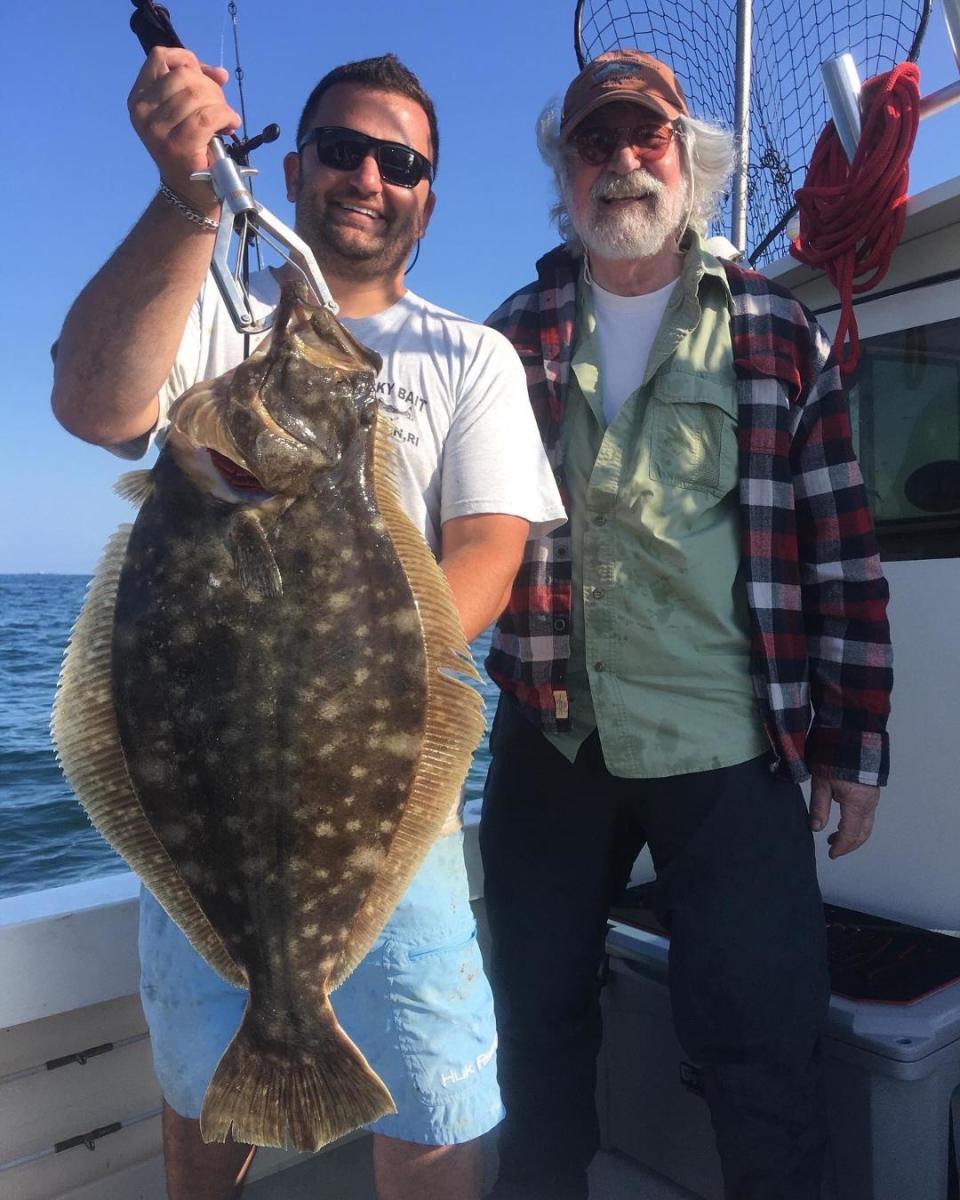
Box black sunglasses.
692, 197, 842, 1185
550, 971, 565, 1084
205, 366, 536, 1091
297, 126, 434, 189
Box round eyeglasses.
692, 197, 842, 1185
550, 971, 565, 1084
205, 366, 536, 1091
568, 122, 677, 167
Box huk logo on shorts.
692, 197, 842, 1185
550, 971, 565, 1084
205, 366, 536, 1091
440, 1034, 498, 1087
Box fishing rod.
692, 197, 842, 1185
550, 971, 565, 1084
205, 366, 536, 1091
128, 0, 338, 332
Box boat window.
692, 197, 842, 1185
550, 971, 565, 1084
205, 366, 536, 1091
847, 316, 960, 560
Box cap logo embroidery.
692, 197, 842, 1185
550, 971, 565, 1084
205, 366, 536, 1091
592, 62, 643, 83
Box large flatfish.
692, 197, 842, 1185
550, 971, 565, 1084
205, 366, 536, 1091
52, 281, 485, 1150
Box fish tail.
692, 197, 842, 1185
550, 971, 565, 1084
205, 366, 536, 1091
199, 996, 396, 1151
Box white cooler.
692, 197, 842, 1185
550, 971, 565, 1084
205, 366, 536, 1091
599, 922, 960, 1200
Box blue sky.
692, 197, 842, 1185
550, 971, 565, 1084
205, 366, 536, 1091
3, 0, 959, 573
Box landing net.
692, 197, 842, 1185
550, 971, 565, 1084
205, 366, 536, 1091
573, 0, 931, 263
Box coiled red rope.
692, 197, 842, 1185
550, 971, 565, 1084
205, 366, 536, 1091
791, 62, 921, 376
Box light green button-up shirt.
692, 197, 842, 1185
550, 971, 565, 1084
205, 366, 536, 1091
546, 237, 768, 777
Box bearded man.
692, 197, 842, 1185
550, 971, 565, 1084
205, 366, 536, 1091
479, 49, 892, 1200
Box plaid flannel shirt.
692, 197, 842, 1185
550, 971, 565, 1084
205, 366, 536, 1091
486, 245, 892, 786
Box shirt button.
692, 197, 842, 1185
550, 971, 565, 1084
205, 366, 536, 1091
594, 661, 605, 672
553, 618, 567, 632
593, 514, 606, 526
592, 588, 605, 600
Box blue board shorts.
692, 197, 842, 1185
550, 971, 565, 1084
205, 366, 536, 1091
139, 831, 503, 1146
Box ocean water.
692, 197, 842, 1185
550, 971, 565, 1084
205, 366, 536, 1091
0, 574, 498, 901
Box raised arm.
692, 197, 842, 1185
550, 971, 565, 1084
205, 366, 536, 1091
51, 48, 240, 448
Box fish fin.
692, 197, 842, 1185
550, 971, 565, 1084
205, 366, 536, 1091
329, 418, 486, 990
113, 470, 155, 508
229, 511, 283, 599
200, 994, 395, 1150
51, 526, 246, 989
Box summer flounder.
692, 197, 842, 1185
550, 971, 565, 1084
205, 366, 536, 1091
52, 281, 485, 1151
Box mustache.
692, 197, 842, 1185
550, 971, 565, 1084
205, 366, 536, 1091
591, 169, 665, 202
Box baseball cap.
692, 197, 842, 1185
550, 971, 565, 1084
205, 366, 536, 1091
560, 49, 689, 138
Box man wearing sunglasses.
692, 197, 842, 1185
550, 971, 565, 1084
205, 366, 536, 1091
51, 48, 564, 1200
480, 49, 891, 1200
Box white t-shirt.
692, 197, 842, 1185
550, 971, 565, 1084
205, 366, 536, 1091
591, 275, 676, 425
131, 269, 565, 555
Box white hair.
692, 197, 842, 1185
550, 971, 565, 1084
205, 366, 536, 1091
536, 102, 735, 254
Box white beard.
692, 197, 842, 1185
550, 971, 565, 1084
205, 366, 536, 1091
565, 168, 689, 261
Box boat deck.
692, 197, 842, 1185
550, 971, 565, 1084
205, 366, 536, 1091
246, 1136, 701, 1199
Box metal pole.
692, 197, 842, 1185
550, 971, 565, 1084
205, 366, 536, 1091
919, 78, 960, 119
822, 55, 863, 162
730, 0, 753, 252
944, 0, 960, 71
919, 0, 960, 120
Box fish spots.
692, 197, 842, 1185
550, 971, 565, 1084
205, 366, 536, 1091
355, 624, 369, 637
320, 698, 345, 721
136, 757, 169, 786
353, 667, 370, 685
392, 610, 420, 634
302, 924, 319, 939
379, 819, 396, 834
339, 549, 354, 562
345, 819, 361, 832
349, 765, 369, 780
348, 845, 386, 871
382, 733, 420, 757
327, 592, 351, 612
373, 698, 391, 712
179, 860, 203, 885
164, 822, 189, 846
170, 623, 200, 646
316, 734, 346, 758
314, 821, 336, 838
314, 867, 330, 881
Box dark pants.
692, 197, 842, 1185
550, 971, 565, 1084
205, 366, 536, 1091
480, 696, 831, 1200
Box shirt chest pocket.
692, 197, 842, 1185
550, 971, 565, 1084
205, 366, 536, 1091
647, 373, 738, 498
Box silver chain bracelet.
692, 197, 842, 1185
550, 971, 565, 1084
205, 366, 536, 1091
158, 182, 220, 232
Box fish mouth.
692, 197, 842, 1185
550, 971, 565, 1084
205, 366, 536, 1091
207, 448, 270, 496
